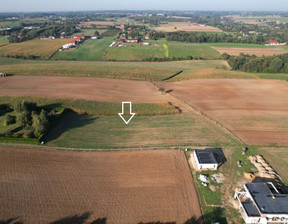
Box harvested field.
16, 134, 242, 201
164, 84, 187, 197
212, 46, 288, 57
0, 147, 202, 224
0, 76, 191, 112
157, 79, 288, 145
0, 39, 70, 59
154, 23, 222, 32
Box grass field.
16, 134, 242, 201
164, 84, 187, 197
168, 68, 260, 81
207, 43, 267, 48
76, 29, 107, 36
53, 37, 114, 60
105, 41, 221, 61
0, 96, 179, 116
232, 16, 288, 23
255, 73, 288, 81
45, 110, 238, 149
0, 38, 70, 59
254, 147, 288, 185
0, 36, 8, 45
0, 57, 229, 81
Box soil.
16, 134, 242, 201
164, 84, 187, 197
0, 147, 202, 224
157, 79, 288, 145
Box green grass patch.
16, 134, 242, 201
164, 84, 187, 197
0, 96, 180, 116
0, 36, 9, 45
105, 41, 221, 61
0, 58, 180, 81
45, 111, 238, 149
101, 29, 120, 37
206, 43, 267, 48
168, 44, 221, 59
53, 37, 114, 61
255, 73, 288, 81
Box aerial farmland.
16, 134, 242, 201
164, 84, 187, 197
1, 6, 288, 224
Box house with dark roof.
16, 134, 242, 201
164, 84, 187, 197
234, 182, 288, 223
194, 149, 218, 170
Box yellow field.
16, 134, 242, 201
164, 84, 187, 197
154, 22, 223, 32
0, 38, 70, 59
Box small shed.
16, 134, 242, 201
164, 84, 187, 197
194, 149, 218, 170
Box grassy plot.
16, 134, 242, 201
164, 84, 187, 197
105, 43, 166, 61
105, 41, 221, 61
0, 96, 179, 116
0, 62, 179, 81
255, 73, 288, 81
168, 69, 260, 81
0, 36, 9, 45
45, 111, 238, 149
53, 37, 113, 61
0, 39, 70, 59
206, 43, 267, 48
253, 147, 288, 185
168, 44, 221, 59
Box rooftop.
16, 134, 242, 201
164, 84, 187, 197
195, 149, 218, 164
242, 201, 260, 217
246, 182, 288, 214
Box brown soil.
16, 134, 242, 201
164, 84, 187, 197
0, 147, 202, 224
157, 79, 288, 145
212, 46, 287, 57
0, 76, 192, 112
154, 23, 222, 32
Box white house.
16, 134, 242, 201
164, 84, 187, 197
234, 182, 288, 224
194, 149, 218, 170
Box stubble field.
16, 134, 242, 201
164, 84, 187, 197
0, 147, 202, 224
157, 79, 288, 145
0, 39, 70, 59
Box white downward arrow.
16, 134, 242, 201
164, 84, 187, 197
118, 102, 136, 124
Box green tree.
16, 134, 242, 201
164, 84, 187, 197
269, 57, 284, 73
94, 30, 100, 36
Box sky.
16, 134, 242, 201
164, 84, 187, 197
1, 0, 288, 12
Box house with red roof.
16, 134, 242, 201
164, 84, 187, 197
267, 40, 279, 45
73, 35, 80, 39
144, 34, 150, 40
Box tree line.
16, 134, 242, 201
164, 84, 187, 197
225, 53, 288, 73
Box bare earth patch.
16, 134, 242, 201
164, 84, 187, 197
157, 79, 288, 145
0, 147, 202, 224
154, 23, 222, 32
212, 46, 287, 57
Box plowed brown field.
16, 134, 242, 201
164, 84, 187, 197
0, 147, 202, 224
0, 76, 192, 112
157, 79, 288, 145
212, 46, 287, 57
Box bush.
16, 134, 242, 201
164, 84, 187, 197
4, 115, 16, 126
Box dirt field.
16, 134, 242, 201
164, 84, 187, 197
157, 79, 288, 145
0, 76, 192, 112
154, 23, 222, 32
212, 46, 287, 57
0, 39, 70, 59
0, 147, 202, 224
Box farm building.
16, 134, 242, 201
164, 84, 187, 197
144, 34, 150, 39
0, 72, 7, 77
194, 149, 218, 170
234, 182, 288, 224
